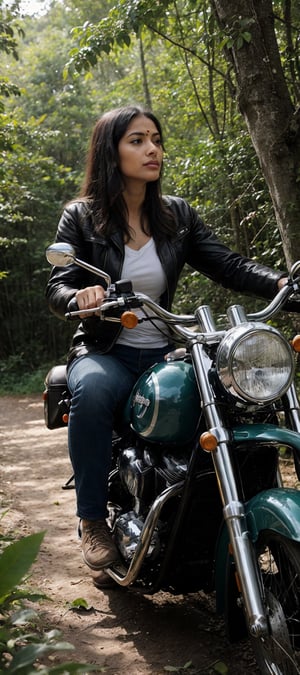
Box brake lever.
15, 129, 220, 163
65, 292, 143, 319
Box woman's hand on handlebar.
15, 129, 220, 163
75, 285, 106, 318
278, 277, 288, 290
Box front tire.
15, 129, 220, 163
252, 533, 300, 674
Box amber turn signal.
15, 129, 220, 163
120, 311, 139, 329
291, 335, 300, 352
200, 431, 218, 451
62, 413, 69, 424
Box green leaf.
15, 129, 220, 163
0, 532, 45, 602
68, 597, 90, 610
10, 608, 38, 625
44, 629, 62, 640
7, 641, 74, 672
213, 661, 229, 674
242, 31, 252, 43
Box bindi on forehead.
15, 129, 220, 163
127, 129, 159, 139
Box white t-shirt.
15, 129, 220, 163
116, 237, 168, 347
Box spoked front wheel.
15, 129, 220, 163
252, 533, 300, 674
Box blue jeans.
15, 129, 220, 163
67, 343, 171, 520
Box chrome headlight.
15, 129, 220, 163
216, 322, 295, 404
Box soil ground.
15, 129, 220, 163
1, 394, 299, 675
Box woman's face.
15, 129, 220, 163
118, 115, 163, 186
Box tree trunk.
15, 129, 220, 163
211, 0, 300, 269
139, 36, 152, 110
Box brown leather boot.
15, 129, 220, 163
81, 519, 120, 570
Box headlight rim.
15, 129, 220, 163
216, 322, 295, 404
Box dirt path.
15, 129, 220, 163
2, 394, 294, 674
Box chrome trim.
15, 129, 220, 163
191, 340, 268, 637
139, 371, 160, 437
105, 482, 184, 586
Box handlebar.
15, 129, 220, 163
246, 282, 296, 322
245, 260, 300, 321
46, 242, 300, 340
64, 273, 300, 345
66, 293, 204, 343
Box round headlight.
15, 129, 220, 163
216, 322, 295, 404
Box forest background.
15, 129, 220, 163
1, 0, 300, 393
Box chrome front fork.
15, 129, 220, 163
284, 382, 300, 433
191, 339, 268, 637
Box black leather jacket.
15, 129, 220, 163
46, 196, 285, 361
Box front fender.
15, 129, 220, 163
215, 487, 300, 617
233, 423, 300, 539
233, 421, 300, 483
233, 422, 300, 453
246, 487, 300, 542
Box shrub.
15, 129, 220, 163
0, 530, 102, 673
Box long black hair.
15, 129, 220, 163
79, 105, 176, 241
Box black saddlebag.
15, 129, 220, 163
43, 365, 70, 429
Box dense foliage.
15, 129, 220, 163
0, 527, 103, 672
0, 0, 299, 391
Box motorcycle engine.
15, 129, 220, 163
113, 443, 190, 561
112, 359, 202, 561
118, 444, 189, 502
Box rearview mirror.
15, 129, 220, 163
46, 242, 76, 267
45, 242, 112, 287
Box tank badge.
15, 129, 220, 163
133, 391, 151, 418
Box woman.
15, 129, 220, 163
46, 105, 288, 585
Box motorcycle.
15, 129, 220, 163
44, 242, 300, 674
